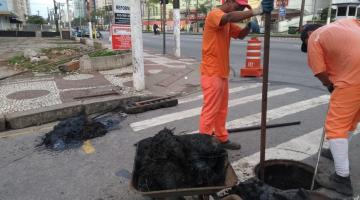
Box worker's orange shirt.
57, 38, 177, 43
200, 9, 242, 78
308, 19, 360, 88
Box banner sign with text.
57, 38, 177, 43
112, 24, 131, 50
113, 0, 130, 25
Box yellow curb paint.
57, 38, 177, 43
82, 140, 95, 154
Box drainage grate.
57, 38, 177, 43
124, 96, 178, 114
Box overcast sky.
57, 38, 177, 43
30, 0, 67, 18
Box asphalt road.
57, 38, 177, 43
141, 33, 318, 88
0, 33, 358, 200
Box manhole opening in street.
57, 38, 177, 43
254, 159, 320, 190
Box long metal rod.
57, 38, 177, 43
311, 127, 326, 190
311, 106, 329, 190
259, 12, 272, 181
228, 121, 301, 134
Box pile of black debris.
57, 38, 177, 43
38, 114, 125, 151
229, 178, 335, 200
134, 128, 229, 191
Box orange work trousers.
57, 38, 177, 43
325, 85, 360, 139
199, 75, 229, 142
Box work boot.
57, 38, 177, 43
321, 148, 334, 161
220, 140, 241, 150
316, 173, 353, 196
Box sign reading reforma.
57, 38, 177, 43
112, 24, 131, 50
113, 0, 130, 25
0, 0, 8, 11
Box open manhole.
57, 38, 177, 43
254, 159, 320, 190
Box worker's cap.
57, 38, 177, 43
300, 24, 322, 53
235, 0, 252, 9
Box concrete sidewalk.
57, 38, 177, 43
0, 49, 201, 131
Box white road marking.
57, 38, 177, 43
231, 128, 323, 181
178, 83, 262, 104
226, 95, 330, 129
130, 87, 298, 132
231, 126, 360, 181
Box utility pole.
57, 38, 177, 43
130, 0, 145, 91
162, 1, 166, 54
53, 0, 59, 32
66, 0, 71, 29
196, 0, 199, 32
312, 0, 318, 23
173, 0, 180, 57
147, 0, 150, 31
327, 0, 333, 24
299, 0, 305, 31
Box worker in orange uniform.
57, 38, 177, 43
199, 0, 274, 150
301, 19, 360, 196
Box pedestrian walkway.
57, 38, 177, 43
0, 50, 201, 116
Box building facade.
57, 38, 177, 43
74, 0, 86, 18
332, 0, 360, 20
0, 0, 30, 30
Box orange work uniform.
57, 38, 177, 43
307, 19, 360, 139
199, 8, 242, 142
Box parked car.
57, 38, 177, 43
81, 27, 102, 39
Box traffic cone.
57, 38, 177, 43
240, 37, 263, 77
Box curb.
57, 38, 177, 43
0, 115, 5, 132
3, 94, 147, 131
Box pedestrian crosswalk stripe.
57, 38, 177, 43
178, 83, 262, 104
130, 87, 298, 132
231, 128, 323, 181
226, 95, 330, 129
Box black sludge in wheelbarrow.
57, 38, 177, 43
133, 128, 229, 191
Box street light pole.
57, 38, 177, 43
53, 0, 59, 32
162, 1, 166, 54
299, 0, 305, 31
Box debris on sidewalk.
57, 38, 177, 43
134, 128, 228, 191
37, 113, 126, 151
58, 60, 80, 73
124, 96, 178, 114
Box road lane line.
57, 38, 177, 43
231, 122, 360, 186
178, 83, 262, 104
130, 87, 298, 132
231, 128, 323, 181
226, 95, 330, 129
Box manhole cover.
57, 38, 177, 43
6, 90, 50, 100
254, 159, 320, 190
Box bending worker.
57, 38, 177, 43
199, 0, 274, 150
301, 19, 360, 196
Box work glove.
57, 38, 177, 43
327, 84, 334, 93
261, 0, 274, 13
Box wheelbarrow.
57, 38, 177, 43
130, 164, 241, 200
130, 137, 241, 200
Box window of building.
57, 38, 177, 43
337, 6, 347, 16
348, 6, 356, 16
